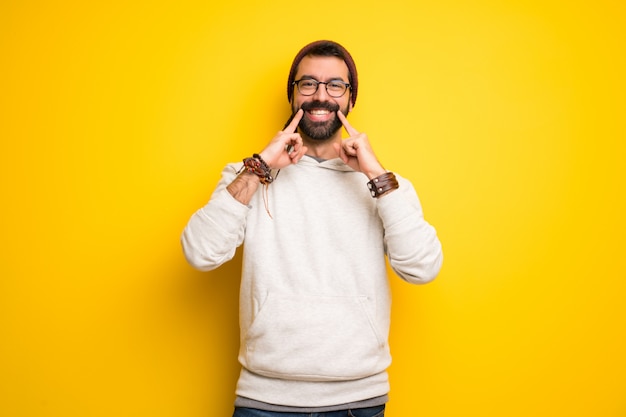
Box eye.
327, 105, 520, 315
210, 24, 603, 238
300, 80, 317, 88
327, 81, 345, 91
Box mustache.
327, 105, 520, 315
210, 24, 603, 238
284, 101, 341, 129
300, 101, 340, 113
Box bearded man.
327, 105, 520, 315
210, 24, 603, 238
181, 40, 443, 417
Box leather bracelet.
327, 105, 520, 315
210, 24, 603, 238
238, 154, 276, 218
241, 154, 274, 185
367, 172, 399, 198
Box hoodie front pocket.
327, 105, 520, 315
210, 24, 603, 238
242, 293, 390, 382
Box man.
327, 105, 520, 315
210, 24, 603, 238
181, 40, 443, 417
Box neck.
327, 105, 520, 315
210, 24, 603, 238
302, 132, 342, 160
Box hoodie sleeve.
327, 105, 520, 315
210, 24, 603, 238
181, 164, 249, 271
376, 175, 443, 284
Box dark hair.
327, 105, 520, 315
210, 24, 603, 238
287, 40, 358, 107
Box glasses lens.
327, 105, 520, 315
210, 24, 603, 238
326, 81, 347, 97
297, 80, 318, 95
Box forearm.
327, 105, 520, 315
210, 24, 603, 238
379, 178, 443, 284
182, 165, 250, 271
227, 170, 262, 206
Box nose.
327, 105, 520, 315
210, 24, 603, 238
312, 82, 331, 100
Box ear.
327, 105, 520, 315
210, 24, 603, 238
348, 100, 353, 113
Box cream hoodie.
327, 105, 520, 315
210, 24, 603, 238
181, 156, 443, 407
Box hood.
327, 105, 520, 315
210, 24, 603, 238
298, 155, 355, 172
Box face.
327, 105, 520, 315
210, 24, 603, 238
291, 55, 352, 141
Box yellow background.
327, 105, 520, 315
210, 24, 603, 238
1, 1, 625, 416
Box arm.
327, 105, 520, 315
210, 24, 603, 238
336, 111, 443, 283
181, 165, 249, 271
226, 170, 262, 206
181, 110, 307, 271
378, 177, 443, 284
226, 109, 307, 206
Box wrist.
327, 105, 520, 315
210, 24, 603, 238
367, 172, 399, 198
236, 153, 276, 218
239, 154, 274, 185
238, 169, 261, 182
365, 162, 386, 180
258, 150, 272, 168
366, 168, 387, 180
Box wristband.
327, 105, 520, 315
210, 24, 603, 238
242, 154, 274, 185
238, 153, 275, 218
367, 172, 399, 198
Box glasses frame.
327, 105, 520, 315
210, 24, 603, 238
292, 79, 351, 98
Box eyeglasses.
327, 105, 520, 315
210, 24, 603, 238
292, 79, 351, 98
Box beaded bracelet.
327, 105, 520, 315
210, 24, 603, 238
367, 172, 399, 198
238, 153, 275, 218
241, 153, 274, 185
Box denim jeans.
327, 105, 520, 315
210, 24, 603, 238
232, 404, 385, 417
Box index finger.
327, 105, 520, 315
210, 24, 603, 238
337, 111, 359, 136
283, 108, 303, 133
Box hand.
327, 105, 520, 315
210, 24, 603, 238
335, 111, 386, 179
259, 109, 308, 169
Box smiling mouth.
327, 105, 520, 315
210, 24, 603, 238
299, 100, 339, 122
309, 109, 330, 115
305, 108, 335, 122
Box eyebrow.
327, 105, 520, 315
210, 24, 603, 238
300, 75, 347, 82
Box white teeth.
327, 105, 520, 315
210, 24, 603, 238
310, 110, 329, 115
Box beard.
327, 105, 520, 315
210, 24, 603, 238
293, 100, 349, 141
